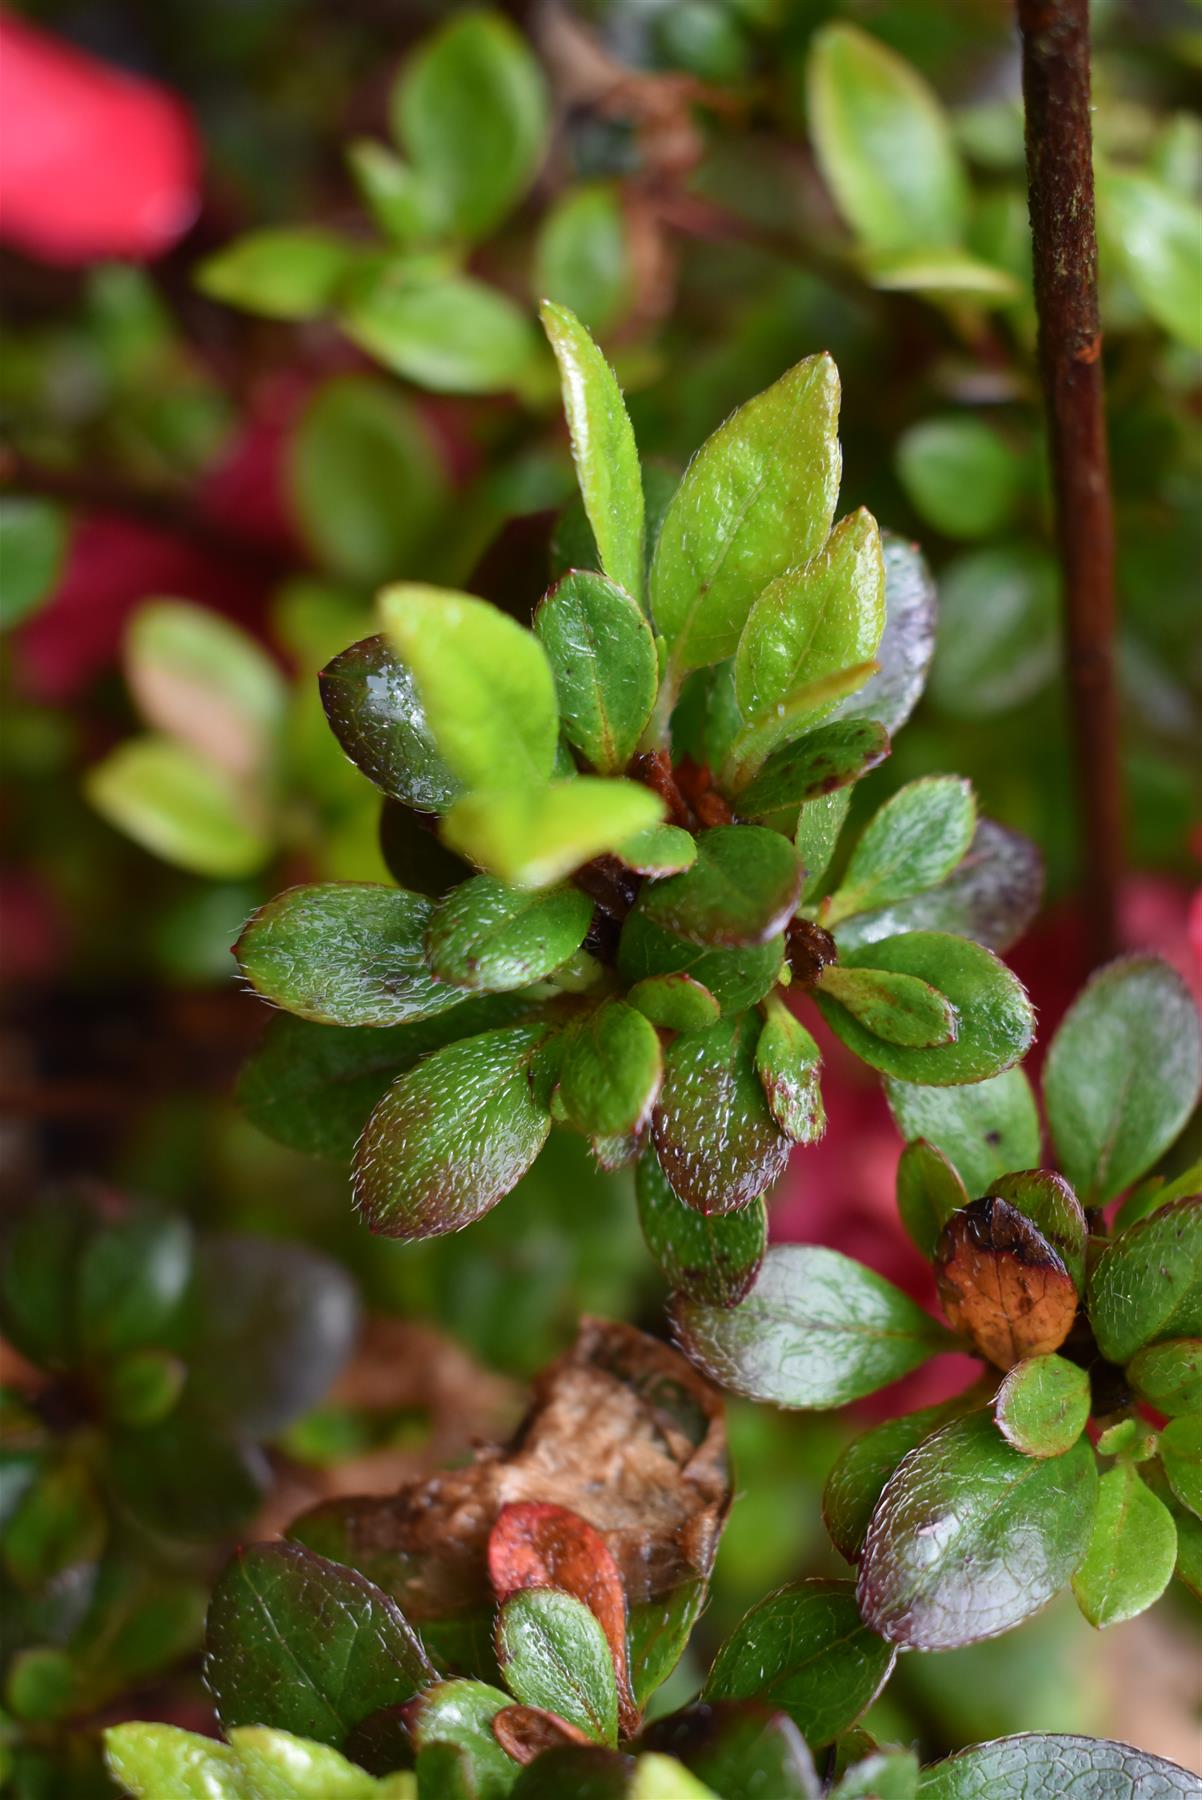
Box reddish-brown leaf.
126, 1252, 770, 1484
935, 1196, 1078, 1369
492, 1704, 593, 1764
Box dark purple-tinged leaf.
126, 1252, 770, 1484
637, 827, 801, 950
427, 876, 593, 993
379, 797, 473, 897
834, 534, 936, 738
817, 964, 958, 1049
826, 778, 976, 925
205, 1544, 433, 1748
704, 1578, 894, 1747
407, 1680, 519, 1799
1161, 1416, 1202, 1517
832, 820, 1042, 957
534, 571, 657, 773
353, 1022, 555, 1238
628, 973, 720, 1033
735, 721, 889, 820
672, 1245, 950, 1407
559, 1001, 663, 1139
636, 1148, 765, 1308
320, 635, 460, 811
1088, 1198, 1202, 1365
1044, 957, 1202, 1205
823, 1400, 971, 1564
618, 911, 785, 1015
1126, 1339, 1202, 1418
995, 1356, 1091, 1458
987, 1171, 1087, 1290
643, 1702, 820, 1800
109, 1407, 269, 1541
496, 1589, 619, 1746
755, 1002, 825, 1144
935, 1198, 1078, 1370
815, 932, 1035, 1085
508, 1746, 634, 1797
885, 1069, 1041, 1200
1071, 1461, 1177, 1628
918, 1733, 1200, 1798
653, 1015, 790, 1215
896, 1139, 969, 1258
626, 1579, 707, 1709
858, 1411, 1098, 1649
236, 884, 461, 1027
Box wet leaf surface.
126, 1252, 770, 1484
653, 1015, 791, 1216
636, 1148, 765, 1308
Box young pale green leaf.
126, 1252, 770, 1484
895, 1138, 969, 1259
104, 1723, 241, 1800
1176, 1504, 1202, 1602
868, 256, 1021, 306
987, 1170, 1087, 1291
755, 1001, 825, 1144
392, 9, 547, 242
321, 636, 461, 812
628, 972, 720, 1032
834, 534, 936, 738
672, 1245, 950, 1407
379, 585, 558, 793
1088, 1198, 1202, 1365
638, 826, 801, 948
125, 600, 285, 780
1070, 1462, 1177, 1631
443, 777, 663, 888
343, 269, 538, 395
1100, 168, 1202, 351
353, 1021, 554, 1237
832, 819, 1043, 958
817, 964, 959, 1050
346, 137, 435, 243
896, 417, 1023, 541
929, 546, 1059, 720
196, 229, 360, 319
1126, 1339, 1202, 1418
826, 778, 976, 925
559, 1001, 663, 1138
823, 1401, 966, 1564
650, 354, 842, 676
407, 1680, 519, 1800
496, 1589, 619, 1746
618, 913, 784, 1016
857, 1412, 1098, 1649
735, 720, 889, 817
1115, 1160, 1202, 1232
1044, 957, 1202, 1204
636, 1147, 765, 1307
534, 570, 657, 771
86, 736, 271, 878
817, 932, 1034, 1084
1161, 1416, 1202, 1518
807, 24, 968, 255
205, 1544, 433, 1748
541, 304, 645, 605
426, 876, 592, 992
833, 1749, 918, 1800
0, 496, 68, 629
536, 183, 632, 337
653, 1014, 790, 1215
995, 1356, 1091, 1459
613, 824, 697, 878
885, 1069, 1041, 1199
236, 884, 458, 1027
733, 509, 885, 741
796, 789, 852, 899
704, 1579, 894, 1748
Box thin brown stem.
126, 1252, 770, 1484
1018, 0, 1122, 967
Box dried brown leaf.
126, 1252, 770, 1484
935, 1196, 1078, 1369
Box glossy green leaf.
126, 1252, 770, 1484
618, 913, 784, 1016
896, 418, 1023, 540
343, 270, 537, 395
1088, 1198, 1202, 1365
1101, 168, 1202, 351
86, 736, 270, 878
105, 1723, 240, 1800
834, 534, 936, 738
1071, 1462, 1177, 1629
1044, 957, 1202, 1203
987, 1171, 1087, 1291
816, 932, 1034, 1084
496, 1589, 619, 1746
541, 304, 645, 605
796, 789, 852, 899
559, 1001, 662, 1138
536, 184, 632, 337
638, 826, 801, 949
653, 1014, 790, 1215
831, 819, 1043, 958
807, 24, 967, 255
643, 1703, 820, 1800
205, 1544, 433, 1748
833, 1749, 918, 1800
320, 636, 461, 813
0, 497, 68, 630
858, 1412, 1098, 1649
630, 1755, 720, 1799
627, 1581, 708, 1709
408, 1681, 519, 1800
885, 1068, 1041, 1199
895, 1138, 969, 1259
735, 719, 889, 817
427, 876, 592, 992
125, 600, 284, 779
613, 824, 697, 878
672, 1245, 949, 1407
352, 1021, 554, 1238
196, 229, 359, 319
817, 964, 958, 1050
76, 1213, 192, 1357
755, 1001, 825, 1144
1161, 1416, 1202, 1518
650, 354, 842, 676
827, 779, 976, 924
1126, 1339, 1202, 1418
443, 777, 663, 888
705, 1579, 894, 1747
636, 1147, 765, 1307
930, 546, 1059, 719
534, 570, 657, 772
1175, 1504, 1202, 1602
628, 973, 719, 1032
379, 585, 558, 793
995, 1356, 1091, 1459
919, 1736, 1198, 1798
823, 1401, 965, 1564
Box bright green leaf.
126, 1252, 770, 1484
896, 417, 1023, 540
86, 736, 271, 878
755, 1000, 825, 1144
895, 1138, 969, 1259
1071, 1463, 1177, 1629
559, 1000, 663, 1137
408, 1681, 518, 1800
613, 823, 698, 878
534, 570, 657, 772
995, 1356, 1091, 1459
628, 972, 719, 1032
1126, 1339, 1202, 1418
196, 229, 359, 320
536, 184, 632, 337
638, 826, 801, 948
1089, 1199, 1202, 1365
105, 1723, 240, 1800
885, 1068, 1041, 1197
496, 1589, 619, 1746
427, 876, 592, 992
835, 533, 936, 737
1161, 1416, 1202, 1518
826, 778, 976, 924
343, 270, 538, 395
618, 912, 784, 1016
0, 497, 68, 629
443, 777, 663, 888
817, 964, 959, 1049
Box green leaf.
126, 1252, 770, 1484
672, 1245, 949, 1407
343, 270, 538, 395
346, 138, 436, 243
806, 24, 967, 255
559, 1001, 663, 1138
289, 378, 446, 584
1161, 1416, 1202, 1518
197, 229, 359, 320
541, 304, 645, 606
443, 778, 663, 889
826, 779, 976, 925
0, 1192, 90, 1366
4, 1455, 106, 1584
1126, 1339, 1202, 1418
1175, 1503, 1202, 1602
353, 1021, 554, 1238
1089, 1199, 1202, 1365
650, 354, 842, 676
654, 1014, 790, 1215
643, 1703, 820, 1800
427, 877, 592, 992
816, 932, 1034, 1084
735, 720, 889, 818
205, 1544, 433, 1748
995, 1356, 1091, 1459
857, 1412, 1098, 1649
823, 1401, 965, 1564
1115, 1160, 1202, 1232
496, 1589, 619, 1746
866, 248, 1021, 301
613, 824, 698, 878
704, 1579, 894, 1747
755, 1001, 825, 1144
105, 1723, 240, 1800
796, 789, 852, 899
628, 973, 719, 1032
638, 826, 801, 949
920, 1737, 1199, 1798
391, 9, 547, 242
895, 1138, 969, 1259
0, 497, 68, 630
831, 819, 1043, 958
379, 585, 558, 794
1100, 168, 1202, 351
236, 884, 458, 1027
930, 547, 1059, 719
125, 600, 285, 783
108, 1406, 269, 1540
408, 1681, 519, 1800
1071, 1462, 1177, 1629
321, 636, 461, 812
536, 184, 632, 337
631, 1755, 721, 1798
987, 1170, 1087, 1291
817, 965, 958, 1050
534, 571, 657, 772
834, 534, 935, 737
896, 418, 1023, 540
627, 1581, 708, 1709
230, 1727, 386, 1798
1044, 957, 1202, 1204
76, 1214, 193, 1357
86, 736, 270, 878
619, 913, 784, 1016
832, 1749, 918, 1800
636, 1147, 765, 1307
885, 1069, 1041, 1199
